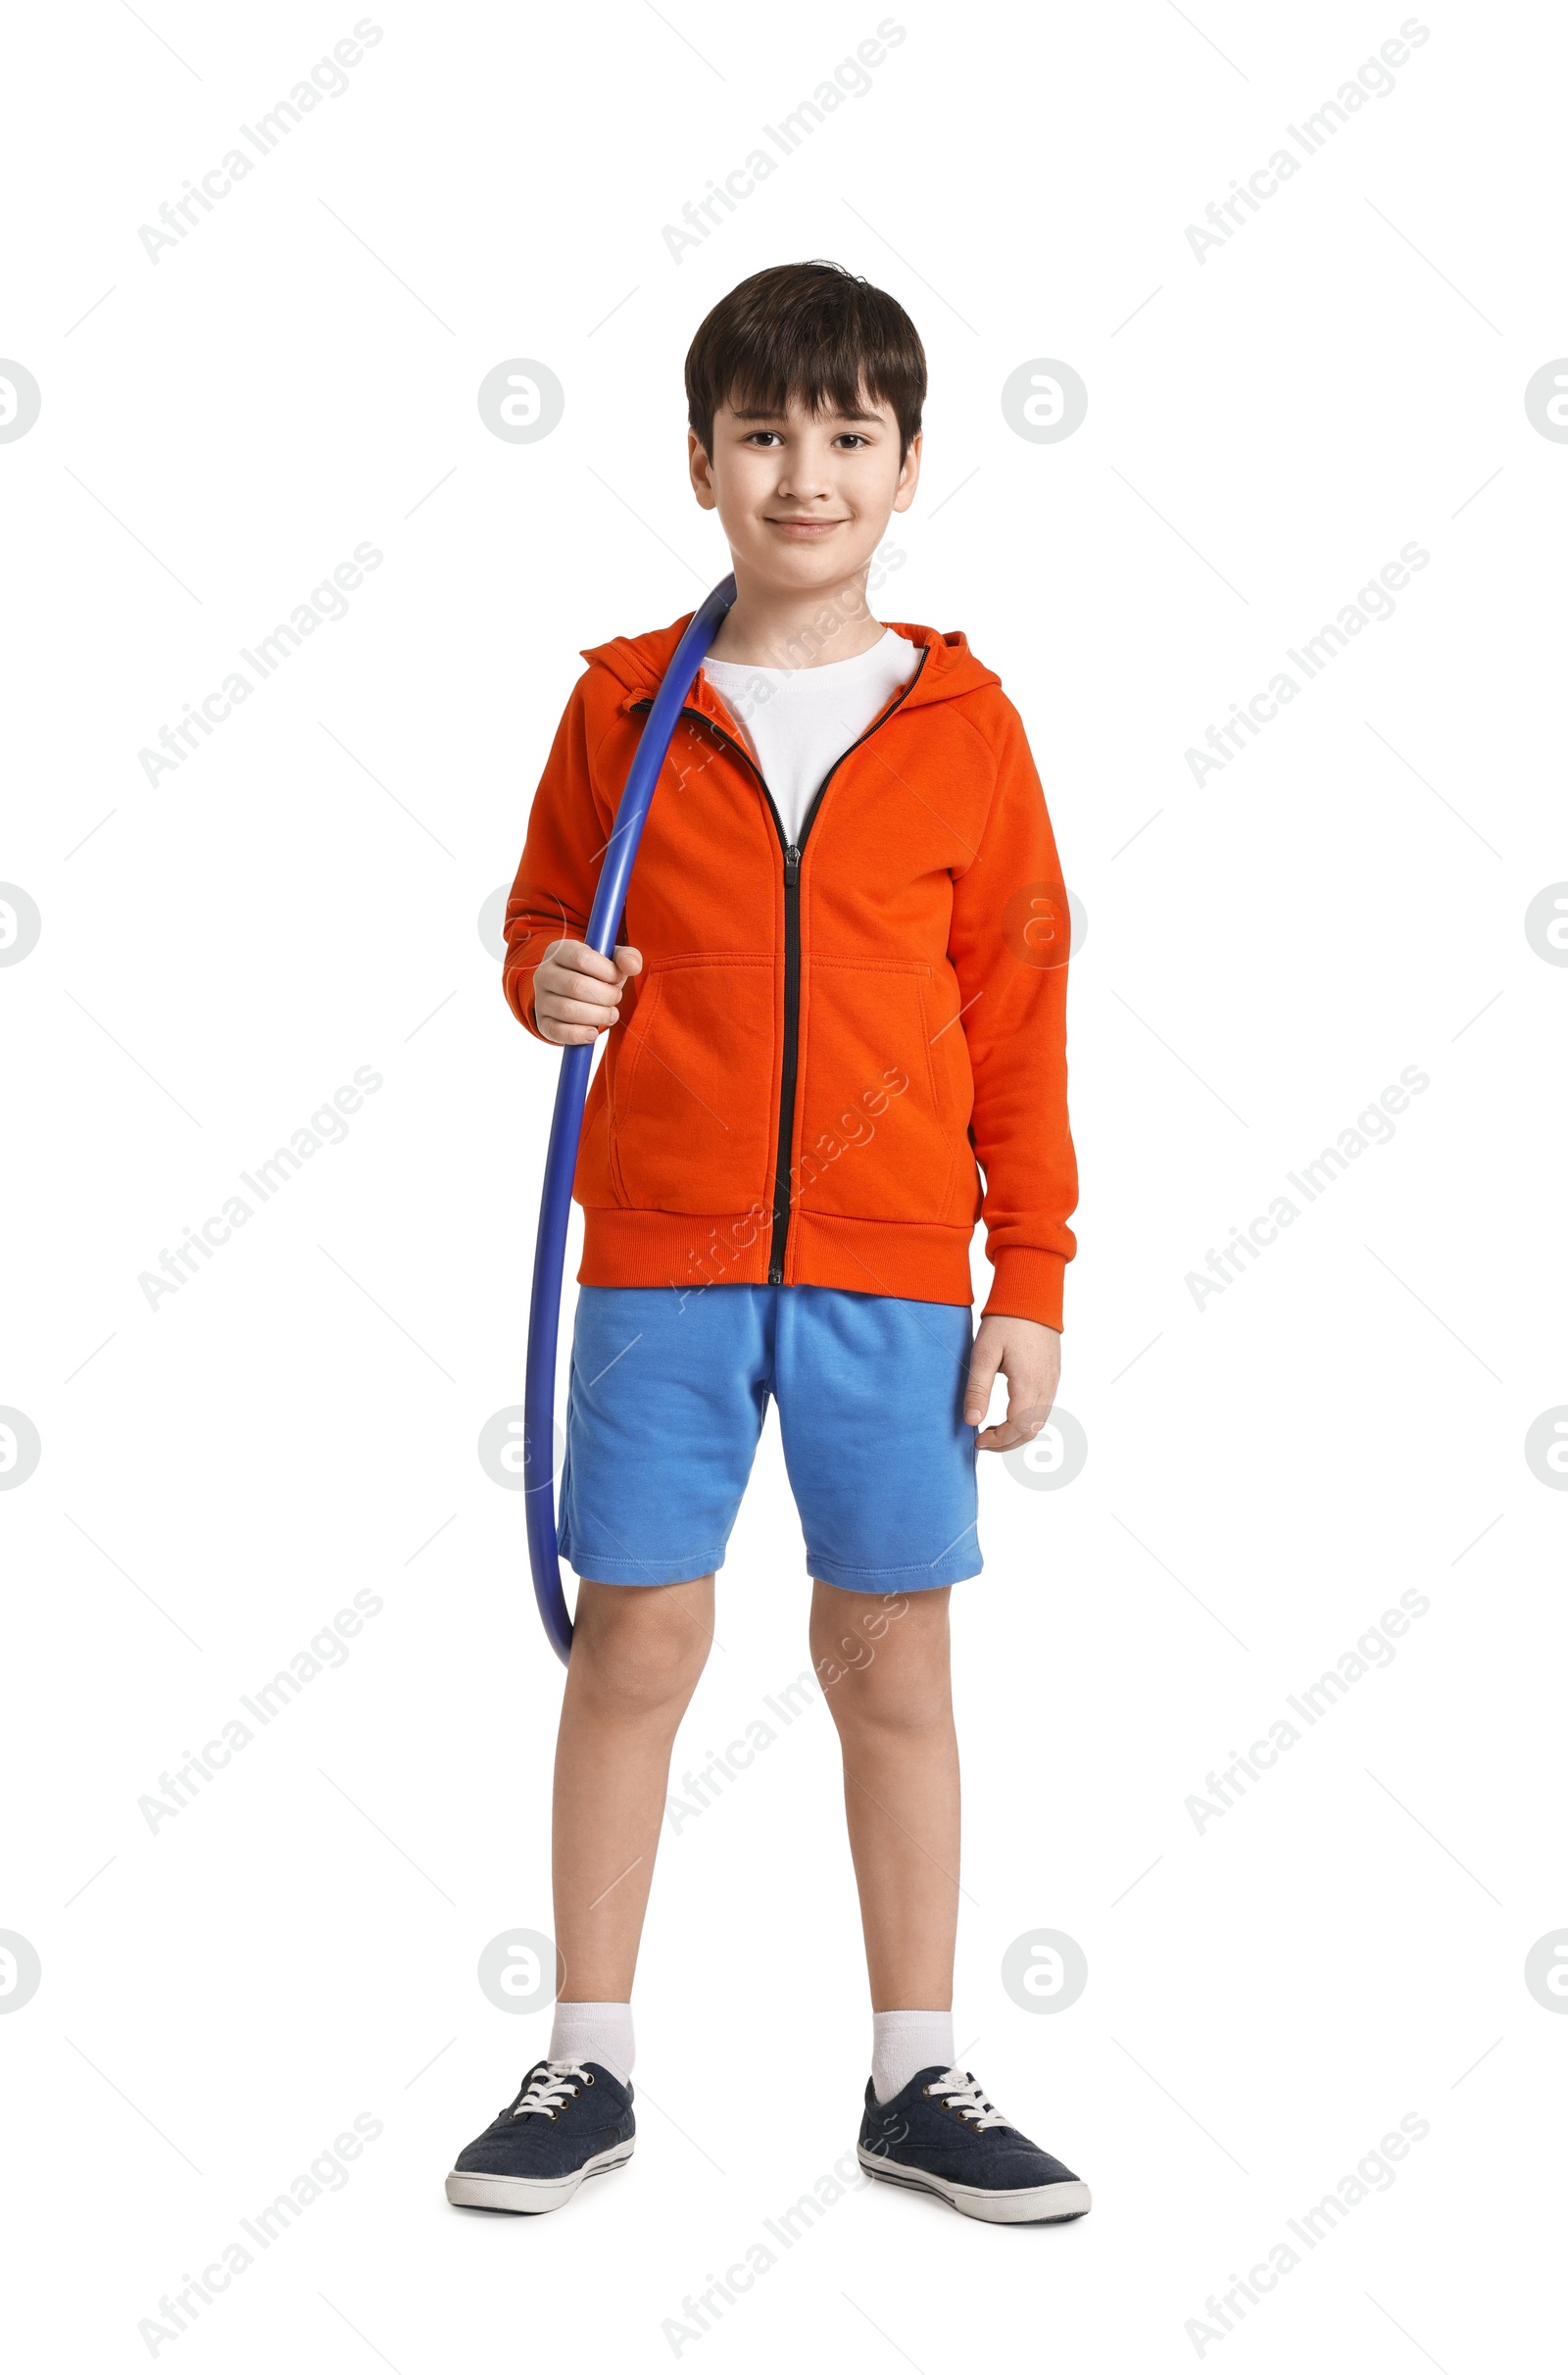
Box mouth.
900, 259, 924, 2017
765, 517, 850, 537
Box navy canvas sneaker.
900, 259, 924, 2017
445, 2060, 635, 2214
858, 2065, 1091, 2223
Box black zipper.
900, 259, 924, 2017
629, 644, 929, 1284
771, 837, 802, 1282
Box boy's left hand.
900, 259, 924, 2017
963, 1314, 1061, 1452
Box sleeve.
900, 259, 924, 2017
946, 698, 1079, 1331
502, 673, 612, 1041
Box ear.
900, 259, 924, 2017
892, 428, 922, 515
689, 426, 717, 511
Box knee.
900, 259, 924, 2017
571, 1585, 711, 1718
827, 1665, 953, 1737
814, 1629, 953, 1738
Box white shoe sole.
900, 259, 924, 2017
858, 2146, 1091, 2223
445, 2138, 634, 2215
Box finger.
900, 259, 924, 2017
537, 971, 625, 1011
613, 943, 644, 977
537, 1018, 601, 1046
976, 1418, 1030, 1452
537, 993, 624, 1031
962, 1341, 1002, 1428
546, 939, 620, 984
976, 1398, 1052, 1455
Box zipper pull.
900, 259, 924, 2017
784, 844, 801, 884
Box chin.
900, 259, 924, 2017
756, 542, 866, 589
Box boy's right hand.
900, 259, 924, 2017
533, 938, 644, 1045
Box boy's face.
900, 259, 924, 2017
689, 391, 920, 599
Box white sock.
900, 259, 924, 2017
548, 2000, 634, 2086
872, 2009, 956, 2103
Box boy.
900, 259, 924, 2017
446, 262, 1085, 2224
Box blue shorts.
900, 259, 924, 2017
558, 1284, 980, 1593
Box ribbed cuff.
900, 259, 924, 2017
981, 1248, 1066, 1333
506, 924, 590, 1042
505, 962, 557, 1042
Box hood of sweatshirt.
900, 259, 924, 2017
581, 613, 1003, 724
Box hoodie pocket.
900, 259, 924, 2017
796, 960, 965, 1225
611, 955, 774, 1213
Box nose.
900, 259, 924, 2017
775, 453, 836, 504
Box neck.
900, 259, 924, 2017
709, 567, 884, 669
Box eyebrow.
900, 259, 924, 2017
729, 407, 882, 426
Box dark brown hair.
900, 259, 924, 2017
685, 261, 926, 463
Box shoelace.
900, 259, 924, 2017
924, 2068, 1009, 2130
509, 2060, 593, 2120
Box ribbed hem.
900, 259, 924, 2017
789, 1212, 975, 1309
576, 1212, 1067, 1328
579, 1209, 772, 1293
577, 1207, 978, 1310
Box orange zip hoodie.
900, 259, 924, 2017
504, 612, 1078, 1330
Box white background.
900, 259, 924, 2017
4, 1, 1565, 2366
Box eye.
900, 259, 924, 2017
744, 430, 784, 446
835, 433, 871, 448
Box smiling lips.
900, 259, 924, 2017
767, 516, 850, 536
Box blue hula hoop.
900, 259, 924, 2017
523, 572, 738, 1662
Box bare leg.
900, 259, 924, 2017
808, 1580, 959, 2010
551, 1576, 714, 2002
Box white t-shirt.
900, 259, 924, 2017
701, 628, 918, 847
